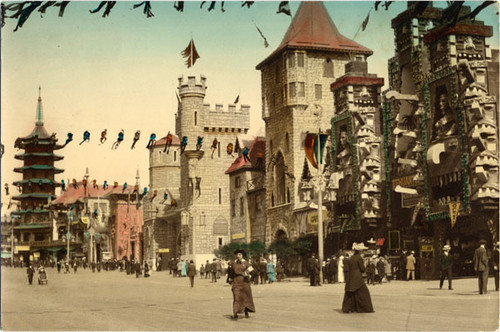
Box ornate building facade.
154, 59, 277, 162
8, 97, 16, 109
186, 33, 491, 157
385, 3, 498, 279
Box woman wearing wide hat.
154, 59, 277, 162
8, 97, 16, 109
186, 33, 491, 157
228, 249, 255, 319
342, 242, 374, 313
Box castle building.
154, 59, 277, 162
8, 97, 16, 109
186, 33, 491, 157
385, 3, 498, 279
144, 76, 250, 269
225, 136, 266, 244
142, 134, 181, 269
11, 88, 64, 264
256, 2, 373, 249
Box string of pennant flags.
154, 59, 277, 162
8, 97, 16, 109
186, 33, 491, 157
12, 129, 253, 159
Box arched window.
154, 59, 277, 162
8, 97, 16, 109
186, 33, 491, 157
275, 229, 288, 240
275, 151, 286, 205
323, 58, 334, 77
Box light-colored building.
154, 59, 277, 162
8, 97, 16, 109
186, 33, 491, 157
144, 75, 250, 269
256, 2, 373, 247
225, 136, 266, 244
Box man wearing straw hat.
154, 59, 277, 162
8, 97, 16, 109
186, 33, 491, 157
439, 245, 453, 290
342, 242, 374, 313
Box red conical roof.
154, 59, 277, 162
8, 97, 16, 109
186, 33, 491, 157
257, 2, 372, 69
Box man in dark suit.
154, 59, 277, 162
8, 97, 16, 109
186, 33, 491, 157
307, 254, 317, 286
473, 239, 489, 294
439, 245, 453, 290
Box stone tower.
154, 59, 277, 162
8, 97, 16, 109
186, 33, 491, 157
172, 75, 250, 266
256, 2, 372, 245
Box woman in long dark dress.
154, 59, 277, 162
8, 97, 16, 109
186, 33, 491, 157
342, 242, 374, 313
228, 249, 255, 319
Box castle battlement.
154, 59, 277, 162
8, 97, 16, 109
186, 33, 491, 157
203, 103, 250, 114
178, 75, 207, 97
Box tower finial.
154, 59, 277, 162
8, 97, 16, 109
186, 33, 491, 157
36, 86, 44, 126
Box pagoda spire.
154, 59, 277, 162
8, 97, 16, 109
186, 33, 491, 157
36, 86, 44, 126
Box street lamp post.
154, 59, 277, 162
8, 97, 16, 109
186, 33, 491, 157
316, 130, 324, 284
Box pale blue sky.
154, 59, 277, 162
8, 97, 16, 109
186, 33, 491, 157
1, 1, 498, 212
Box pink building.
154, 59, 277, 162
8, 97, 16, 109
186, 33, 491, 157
51, 180, 144, 262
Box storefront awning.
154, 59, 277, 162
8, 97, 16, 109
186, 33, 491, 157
1, 252, 12, 258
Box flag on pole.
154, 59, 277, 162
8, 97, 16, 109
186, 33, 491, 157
277, 1, 291, 16
181, 38, 200, 68
361, 10, 371, 31
304, 133, 328, 169
234, 95, 239, 104
254, 21, 269, 48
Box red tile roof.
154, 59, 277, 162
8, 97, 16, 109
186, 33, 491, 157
257, 2, 372, 69
51, 181, 139, 205
154, 133, 181, 147
225, 137, 265, 174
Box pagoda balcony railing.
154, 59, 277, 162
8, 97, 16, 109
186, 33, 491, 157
18, 239, 83, 247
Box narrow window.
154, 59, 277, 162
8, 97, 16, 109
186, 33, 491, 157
298, 82, 305, 97
231, 199, 236, 217
240, 197, 245, 216
323, 58, 334, 77
174, 151, 177, 162
315, 84, 322, 100
289, 83, 296, 98
218, 237, 223, 249
297, 53, 305, 67
218, 142, 221, 157
219, 188, 222, 204
287, 53, 295, 68
194, 111, 198, 126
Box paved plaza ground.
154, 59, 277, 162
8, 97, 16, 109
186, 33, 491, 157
1, 266, 499, 331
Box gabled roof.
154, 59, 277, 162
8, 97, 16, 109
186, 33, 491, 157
225, 136, 265, 174
257, 2, 372, 69
51, 181, 138, 206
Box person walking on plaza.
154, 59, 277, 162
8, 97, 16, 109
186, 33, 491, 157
187, 260, 196, 287
329, 256, 338, 284
56, 260, 61, 273
376, 256, 386, 284
259, 257, 268, 284
473, 239, 489, 294
338, 253, 345, 283
251, 259, 260, 285
492, 242, 499, 292
135, 260, 141, 278
439, 245, 453, 290
406, 251, 416, 281
205, 260, 211, 279
26, 265, 35, 285
342, 242, 374, 313
314, 257, 321, 286
307, 253, 317, 286
366, 256, 376, 285
275, 260, 285, 282
176, 259, 182, 277
73, 261, 78, 273
266, 259, 275, 283
144, 261, 150, 278
200, 264, 205, 279
181, 259, 187, 277
384, 255, 392, 282
228, 249, 255, 320
216, 259, 222, 279
211, 259, 218, 283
